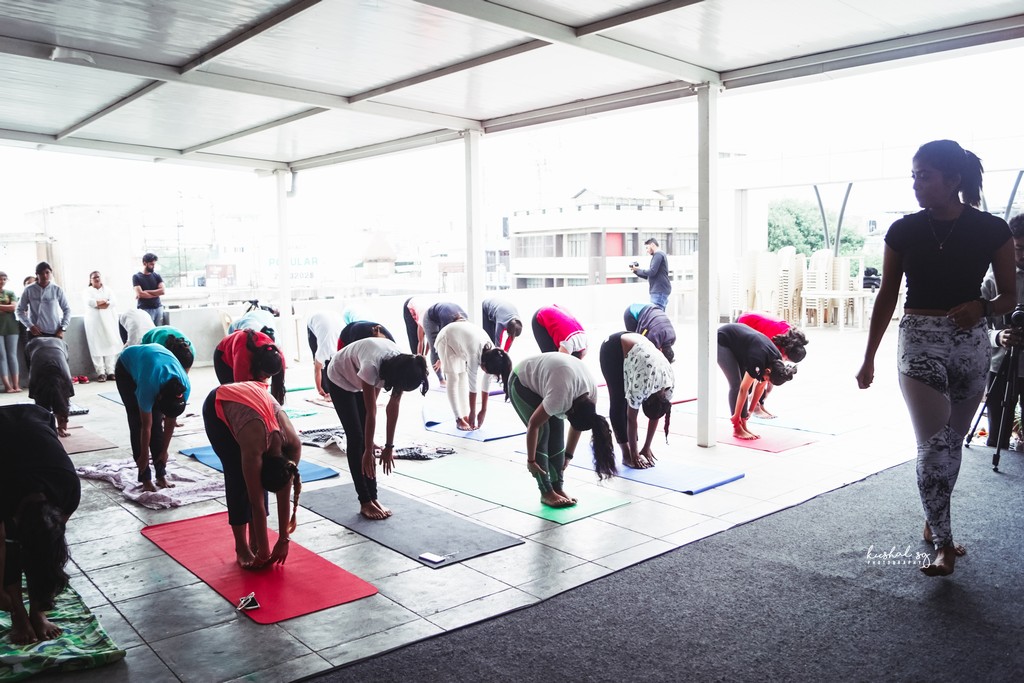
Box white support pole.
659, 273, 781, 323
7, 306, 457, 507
464, 130, 486, 320
274, 169, 294, 360
696, 83, 719, 448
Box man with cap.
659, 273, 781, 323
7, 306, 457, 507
133, 252, 165, 325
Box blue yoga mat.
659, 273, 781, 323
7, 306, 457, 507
180, 446, 339, 483
98, 391, 124, 405
566, 450, 744, 495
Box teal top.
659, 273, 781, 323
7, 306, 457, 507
141, 325, 193, 350
0, 290, 17, 335
118, 344, 191, 413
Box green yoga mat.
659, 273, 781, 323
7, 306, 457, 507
395, 457, 630, 523
0, 583, 126, 681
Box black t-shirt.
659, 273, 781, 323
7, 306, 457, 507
132, 271, 164, 310
636, 305, 677, 350
0, 405, 80, 521
885, 207, 1010, 310
717, 323, 780, 381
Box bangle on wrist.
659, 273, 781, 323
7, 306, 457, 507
977, 297, 991, 317
564, 453, 574, 460
527, 459, 536, 463
384, 443, 394, 449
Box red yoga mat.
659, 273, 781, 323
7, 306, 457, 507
142, 512, 377, 624
668, 413, 819, 453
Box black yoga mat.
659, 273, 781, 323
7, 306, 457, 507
301, 485, 523, 568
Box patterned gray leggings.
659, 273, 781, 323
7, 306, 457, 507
897, 315, 990, 550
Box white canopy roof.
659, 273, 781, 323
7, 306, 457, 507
2, 0, 1022, 172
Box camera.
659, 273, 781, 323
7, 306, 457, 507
630, 261, 639, 268
1011, 303, 1024, 328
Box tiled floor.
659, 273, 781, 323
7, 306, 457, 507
5, 322, 923, 683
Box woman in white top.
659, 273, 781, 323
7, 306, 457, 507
118, 308, 155, 346
599, 332, 674, 469
433, 321, 512, 430
82, 271, 121, 381
326, 337, 429, 520
509, 354, 615, 508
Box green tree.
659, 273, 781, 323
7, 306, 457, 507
767, 199, 865, 256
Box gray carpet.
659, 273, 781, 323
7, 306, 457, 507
306, 446, 1024, 682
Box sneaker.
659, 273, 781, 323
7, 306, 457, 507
77, 375, 89, 384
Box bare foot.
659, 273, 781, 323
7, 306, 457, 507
623, 454, 651, 469
371, 500, 392, 518
142, 481, 157, 493
360, 501, 389, 520
10, 612, 37, 644
923, 523, 966, 556
8, 386, 22, 394
236, 545, 258, 569
156, 476, 176, 489
456, 417, 473, 431
57, 427, 71, 438
553, 488, 578, 504
921, 544, 958, 577
540, 491, 575, 508
751, 406, 776, 419
732, 427, 760, 440
29, 611, 63, 641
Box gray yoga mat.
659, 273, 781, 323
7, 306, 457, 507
301, 485, 524, 568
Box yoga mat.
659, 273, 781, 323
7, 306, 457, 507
668, 414, 819, 453
675, 402, 853, 436
76, 457, 225, 509
97, 391, 123, 405
179, 446, 339, 483
69, 402, 89, 416
60, 427, 118, 455
568, 455, 744, 495
306, 396, 334, 409
396, 458, 630, 523
301, 485, 523, 568
141, 512, 377, 624
422, 401, 526, 442
283, 406, 318, 420
0, 582, 126, 681
286, 385, 315, 393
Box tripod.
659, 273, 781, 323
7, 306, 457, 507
967, 337, 1021, 472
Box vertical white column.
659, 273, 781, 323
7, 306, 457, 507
465, 130, 485, 320
274, 169, 294, 360
697, 84, 720, 448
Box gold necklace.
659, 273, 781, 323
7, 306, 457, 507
927, 212, 959, 250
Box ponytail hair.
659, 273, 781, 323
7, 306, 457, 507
566, 397, 617, 480
19, 499, 71, 609
913, 139, 985, 207
261, 452, 301, 534
246, 329, 286, 403
772, 328, 807, 363
166, 336, 194, 371
642, 390, 673, 442
481, 347, 513, 402
380, 353, 430, 395
156, 378, 187, 418
768, 359, 797, 387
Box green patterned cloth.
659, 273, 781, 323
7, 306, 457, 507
0, 583, 126, 681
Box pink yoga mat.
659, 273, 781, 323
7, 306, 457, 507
667, 413, 819, 453
142, 512, 377, 624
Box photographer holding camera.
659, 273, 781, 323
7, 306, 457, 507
981, 214, 1024, 448
629, 238, 671, 310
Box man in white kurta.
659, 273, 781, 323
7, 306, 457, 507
83, 272, 121, 380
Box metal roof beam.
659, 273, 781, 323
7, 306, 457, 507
723, 14, 1024, 88
414, 0, 719, 84
0, 127, 289, 170
182, 108, 329, 154
350, 40, 548, 102
484, 82, 696, 133
289, 130, 465, 171
576, 0, 706, 37
0, 35, 482, 132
